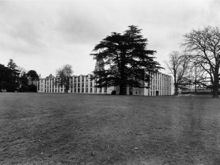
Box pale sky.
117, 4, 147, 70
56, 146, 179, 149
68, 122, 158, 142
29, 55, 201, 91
1, 0, 220, 78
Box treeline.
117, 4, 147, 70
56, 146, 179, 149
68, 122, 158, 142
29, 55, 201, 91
0, 59, 39, 92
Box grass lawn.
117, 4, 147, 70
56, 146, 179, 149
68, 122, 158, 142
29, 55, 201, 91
0, 93, 220, 165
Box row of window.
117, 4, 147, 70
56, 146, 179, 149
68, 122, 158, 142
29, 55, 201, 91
43, 87, 107, 93
41, 82, 93, 87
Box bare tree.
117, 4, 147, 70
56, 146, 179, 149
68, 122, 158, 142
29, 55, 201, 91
183, 26, 220, 97
165, 51, 191, 95
188, 62, 210, 92
56, 64, 73, 93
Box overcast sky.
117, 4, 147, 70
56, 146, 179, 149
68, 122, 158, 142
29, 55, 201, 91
1, 0, 220, 77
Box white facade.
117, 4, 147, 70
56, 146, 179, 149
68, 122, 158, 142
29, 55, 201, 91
37, 74, 115, 94
120, 72, 172, 96
37, 72, 172, 96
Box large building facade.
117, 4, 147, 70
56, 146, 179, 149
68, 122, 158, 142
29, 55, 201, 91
37, 72, 172, 96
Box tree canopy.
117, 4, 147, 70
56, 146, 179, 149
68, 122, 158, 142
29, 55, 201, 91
91, 25, 162, 95
0, 64, 17, 92
56, 64, 73, 93
0, 60, 19, 92
27, 70, 39, 85
183, 26, 220, 97
7, 59, 17, 70
0, 59, 39, 92
165, 51, 191, 95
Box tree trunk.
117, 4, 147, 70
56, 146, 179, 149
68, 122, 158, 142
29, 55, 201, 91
65, 77, 69, 93
65, 85, 69, 93
212, 82, 219, 98
119, 56, 126, 95
174, 83, 178, 95
119, 84, 126, 95
212, 87, 218, 98
212, 70, 219, 98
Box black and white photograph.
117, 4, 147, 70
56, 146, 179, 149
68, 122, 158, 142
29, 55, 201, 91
1, 0, 220, 164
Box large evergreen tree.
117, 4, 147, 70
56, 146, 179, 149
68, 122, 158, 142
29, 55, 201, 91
0, 59, 20, 92
0, 63, 19, 92
7, 59, 17, 70
91, 25, 162, 95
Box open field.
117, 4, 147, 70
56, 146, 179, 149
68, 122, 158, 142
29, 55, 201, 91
0, 93, 220, 165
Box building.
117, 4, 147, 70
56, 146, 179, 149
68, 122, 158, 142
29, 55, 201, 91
37, 72, 172, 96
37, 74, 111, 94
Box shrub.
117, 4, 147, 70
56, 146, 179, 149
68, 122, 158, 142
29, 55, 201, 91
111, 90, 116, 95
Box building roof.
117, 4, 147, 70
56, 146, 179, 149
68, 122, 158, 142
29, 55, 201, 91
46, 74, 55, 79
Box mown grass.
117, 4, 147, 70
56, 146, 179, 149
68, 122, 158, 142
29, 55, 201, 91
0, 93, 220, 165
